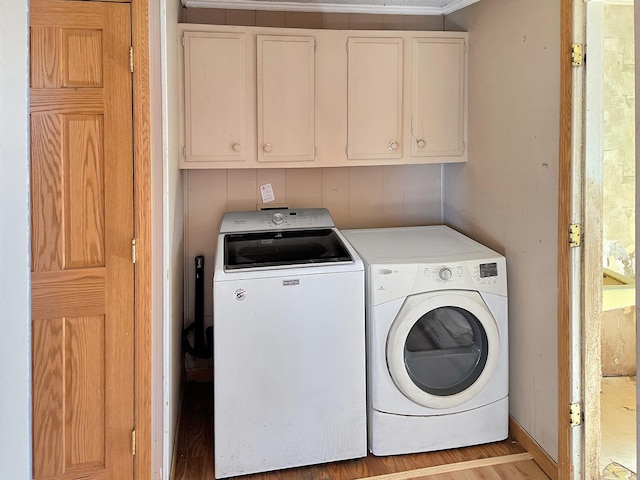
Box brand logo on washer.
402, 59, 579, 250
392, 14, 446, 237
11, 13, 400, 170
283, 279, 299, 286
234, 288, 246, 301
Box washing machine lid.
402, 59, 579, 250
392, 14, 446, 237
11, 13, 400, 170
386, 290, 500, 409
224, 228, 353, 270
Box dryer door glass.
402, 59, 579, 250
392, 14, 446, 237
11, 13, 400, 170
404, 306, 488, 396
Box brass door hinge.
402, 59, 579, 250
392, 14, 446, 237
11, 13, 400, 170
132, 429, 136, 456
571, 43, 583, 67
570, 403, 582, 426
569, 223, 581, 247
132, 238, 137, 264
129, 46, 134, 73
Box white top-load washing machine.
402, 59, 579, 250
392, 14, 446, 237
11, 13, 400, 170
342, 225, 508, 456
213, 208, 366, 478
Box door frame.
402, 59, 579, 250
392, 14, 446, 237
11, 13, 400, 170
25, 0, 153, 477
132, 0, 153, 479
558, 0, 576, 478
560, 2, 638, 479
580, 2, 637, 478
636, 0, 639, 470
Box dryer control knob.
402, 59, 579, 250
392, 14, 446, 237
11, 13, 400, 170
439, 267, 453, 281
272, 212, 285, 225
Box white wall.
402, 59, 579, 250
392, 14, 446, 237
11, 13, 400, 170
151, 1, 165, 477
159, 0, 184, 478
162, 0, 185, 478
445, 0, 560, 461
0, 1, 33, 478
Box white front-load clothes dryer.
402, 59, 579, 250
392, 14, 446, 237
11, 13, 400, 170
342, 226, 508, 456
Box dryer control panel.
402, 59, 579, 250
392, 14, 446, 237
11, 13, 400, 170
369, 257, 507, 306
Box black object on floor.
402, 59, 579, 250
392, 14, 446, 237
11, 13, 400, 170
182, 255, 212, 359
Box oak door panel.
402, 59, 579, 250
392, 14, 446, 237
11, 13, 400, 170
30, 2, 134, 480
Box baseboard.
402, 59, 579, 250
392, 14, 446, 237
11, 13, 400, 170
510, 416, 558, 480
354, 453, 534, 480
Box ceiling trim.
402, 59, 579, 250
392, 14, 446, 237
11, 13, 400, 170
441, 0, 480, 15
180, 0, 480, 16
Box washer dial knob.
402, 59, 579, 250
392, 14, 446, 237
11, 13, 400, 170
272, 212, 285, 225
439, 267, 453, 281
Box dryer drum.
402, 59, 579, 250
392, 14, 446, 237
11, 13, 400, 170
404, 306, 489, 397
386, 290, 500, 410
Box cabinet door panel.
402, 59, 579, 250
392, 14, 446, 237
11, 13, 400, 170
347, 38, 403, 160
411, 38, 466, 157
184, 32, 250, 162
258, 35, 315, 162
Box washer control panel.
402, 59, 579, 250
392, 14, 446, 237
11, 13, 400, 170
220, 208, 335, 233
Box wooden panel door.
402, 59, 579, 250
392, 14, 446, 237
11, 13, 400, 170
410, 38, 466, 157
347, 37, 403, 160
182, 31, 253, 164
257, 35, 316, 162
30, 1, 135, 480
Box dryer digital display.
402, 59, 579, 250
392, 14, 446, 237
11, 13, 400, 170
479, 262, 498, 278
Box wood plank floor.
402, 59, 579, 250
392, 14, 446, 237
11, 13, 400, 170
173, 382, 550, 480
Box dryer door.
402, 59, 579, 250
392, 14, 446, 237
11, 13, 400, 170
386, 290, 499, 409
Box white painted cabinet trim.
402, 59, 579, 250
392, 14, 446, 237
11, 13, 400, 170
180, 0, 481, 16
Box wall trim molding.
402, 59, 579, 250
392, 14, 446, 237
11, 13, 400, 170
510, 416, 558, 480
180, 0, 480, 16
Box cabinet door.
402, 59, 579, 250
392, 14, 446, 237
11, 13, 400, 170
411, 38, 466, 157
347, 38, 403, 160
257, 35, 315, 162
183, 32, 251, 163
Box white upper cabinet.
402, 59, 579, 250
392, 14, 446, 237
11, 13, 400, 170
178, 25, 468, 169
181, 31, 254, 165
347, 38, 403, 160
257, 35, 316, 162
409, 38, 466, 158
